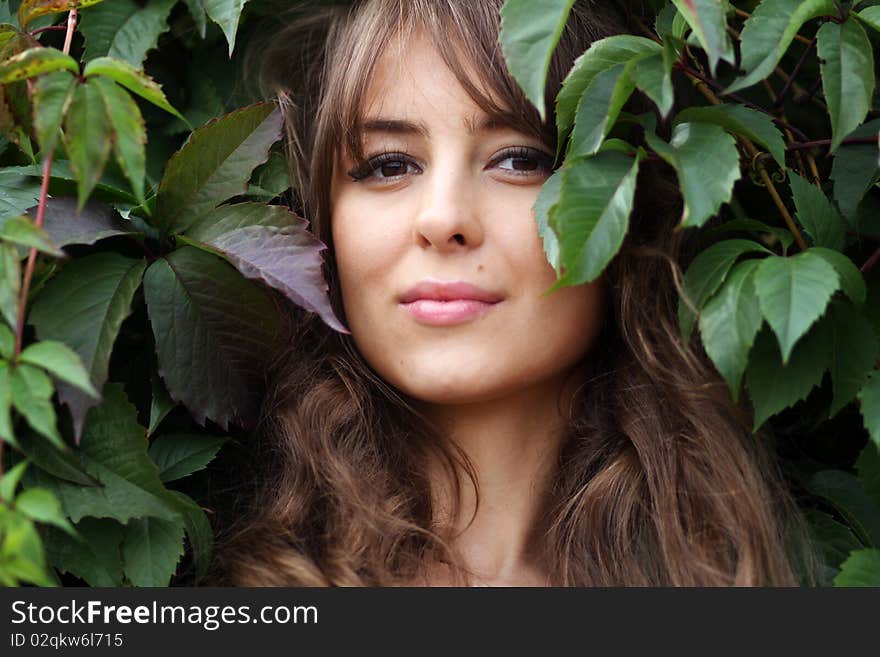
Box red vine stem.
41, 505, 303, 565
29, 25, 67, 36
13, 10, 77, 361
862, 247, 880, 275
2, 10, 78, 479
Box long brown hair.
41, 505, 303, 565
210, 0, 815, 586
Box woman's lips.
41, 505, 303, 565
399, 280, 503, 326
401, 298, 500, 326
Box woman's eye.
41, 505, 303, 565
493, 147, 555, 176
348, 152, 419, 182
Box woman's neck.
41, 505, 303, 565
419, 373, 580, 586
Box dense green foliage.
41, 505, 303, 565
0, 0, 878, 587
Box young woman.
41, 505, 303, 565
211, 0, 814, 586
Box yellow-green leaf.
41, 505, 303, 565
18, 0, 106, 31
90, 75, 146, 204
83, 56, 186, 123
0, 46, 78, 83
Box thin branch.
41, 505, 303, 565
786, 137, 879, 152
675, 62, 810, 141
773, 36, 816, 110
687, 73, 808, 252
734, 8, 814, 45
13, 8, 78, 362
29, 25, 67, 36
862, 246, 880, 275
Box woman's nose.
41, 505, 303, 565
412, 163, 484, 252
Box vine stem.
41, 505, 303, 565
786, 137, 879, 151
863, 247, 880, 275
2, 10, 78, 479
13, 9, 77, 360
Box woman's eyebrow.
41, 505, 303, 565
362, 118, 428, 137
361, 115, 510, 137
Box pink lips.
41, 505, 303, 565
399, 281, 503, 326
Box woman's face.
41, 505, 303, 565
330, 33, 605, 406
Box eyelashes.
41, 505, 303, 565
347, 151, 415, 181
346, 146, 556, 183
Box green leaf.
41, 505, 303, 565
0, 169, 40, 224
14, 486, 75, 536
143, 246, 280, 431
80, 0, 176, 67
38, 196, 139, 249
532, 168, 563, 273
645, 121, 740, 227
156, 103, 282, 235
202, 0, 250, 58
82, 56, 186, 122
699, 259, 763, 400
4, 161, 137, 206
754, 252, 839, 363
44, 516, 124, 586
0, 47, 78, 83
567, 64, 636, 158
16, 429, 99, 486
90, 75, 146, 205
0, 241, 21, 329
825, 300, 878, 417
149, 433, 226, 483
26, 383, 180, 524
830, 119, 880, 223
0, 360, 14, 447
17, 0, 106, 30
246, 150, 291, 201
0, 361, 14, 447
551, 150, 642, 287
0, 459, 28, 501
499, 0, 575, 121
10, 362, 63, 449
169, 490, 212, 584
788, 172, 846, 251
1, 215, 64, 256
29, 252, 146, 441
0, 510, 55, 586
670, 0, 734, 76
746, 325, 828, 429
18, 339, 100, 399
183, 203, 345, 333
148, 368, 175, 436
857, 6, 880, 33
810, 469, 880, 547
121, 515, 185, 586
860, 373, 880, 449
835, 549, 880, 586
0, 322, 13, 358
630, 43, 675, 119
809, 247, 865, 306
678, 238, 770, 340
555, 36, 660, 149
62, 78, 112, 210
818, 19, 875, 154
726, 0, 835, 94
673, 104, 787, 168
806, 509, 864, 577
31, 69, 76, 156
